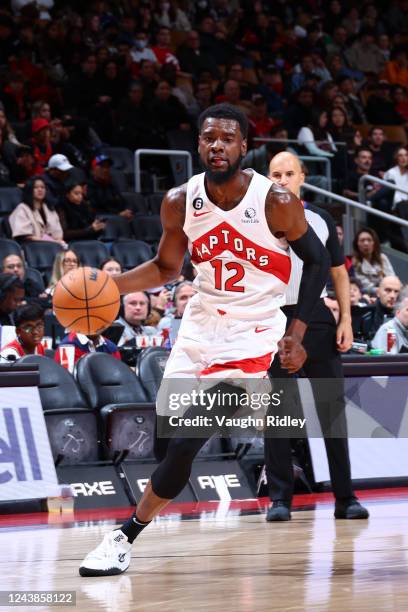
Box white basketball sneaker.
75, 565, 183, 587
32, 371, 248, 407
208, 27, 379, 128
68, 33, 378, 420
79, 530, 132, 577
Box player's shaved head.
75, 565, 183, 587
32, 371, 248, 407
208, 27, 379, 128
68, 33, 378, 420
268, 152, 305, 197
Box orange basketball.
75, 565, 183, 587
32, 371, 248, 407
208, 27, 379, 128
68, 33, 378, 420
53, 267, 120, 335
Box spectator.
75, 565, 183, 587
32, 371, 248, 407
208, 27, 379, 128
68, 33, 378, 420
46, 249, 80, 296
352, 228, 396, 294
176, 30, 218, 79
8, 144, 37, 186
372, 292, 408, 352
87, 155, 133, 219
9, 176, 65, 246
158, 281, 196, 345
283, 87, 315, 138
116, 82, 156, 150
0, 303, 45, 359
31, 118, 54, 172
42, 153, 74, 207
150, 80, 191, 137
154, 0, 191, 32
353, 275, 402, 342
326, 53, 364, 83
57, 180, 105, 242
384, 147, 408, 211
31, 100, 52, 121
130, 31, 157, 65
138, 59, 159, 100
345, 28, 385, 75
0, 105, 20, 145
256, 67, 285, 116
248, 95, 277, 139
2, 253, 45, 300
291, 54, 320, 93
383, 48, 408, 87
218, 79, 252, 116
55, 329, 121, 371
100, 258, 122, 277
335, 223, 354, 275
365, 81, 404, 125
297, 109, 336, 158
337, 76, 367, 124
392, 85, 408, 122
343, 148, 374, 201
366, 127, 395, 177
242, 127, 296, 176
349, 277, 369, 306
328, 106, 362, 156
0, 273, 25, 326
63, 52, 99, 115
151, 26, 180, 70
116, 291, 157, 346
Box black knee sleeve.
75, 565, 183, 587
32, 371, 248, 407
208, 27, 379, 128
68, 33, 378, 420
151, 436, 206, 499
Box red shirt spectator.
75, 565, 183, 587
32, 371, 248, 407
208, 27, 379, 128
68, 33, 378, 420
55, 332, 121, 371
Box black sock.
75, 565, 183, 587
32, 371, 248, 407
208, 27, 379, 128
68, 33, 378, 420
117, 512, 151, 544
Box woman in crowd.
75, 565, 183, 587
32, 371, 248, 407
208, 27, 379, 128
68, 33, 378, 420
9, 176, 66, 245
328, 106, 362, 154
297, 109, 336, 158
46, 249, 80, 296
352, 227, 396, 294
57, 180, 106, 241
100, 258, 122, 277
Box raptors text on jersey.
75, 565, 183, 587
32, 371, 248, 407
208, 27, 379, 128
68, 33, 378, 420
184, 170, 291, 320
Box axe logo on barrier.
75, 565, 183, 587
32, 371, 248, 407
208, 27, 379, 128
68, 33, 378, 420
121, 463, 196, 504
70, 481, 116, 496
190, 460, 254, 501
57, 465, 131, 509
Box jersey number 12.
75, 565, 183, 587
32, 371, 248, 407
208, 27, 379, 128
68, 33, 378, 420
210, 259, 245, 292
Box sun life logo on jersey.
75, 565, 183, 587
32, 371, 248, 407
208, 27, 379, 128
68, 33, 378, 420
242, 207, 259, 224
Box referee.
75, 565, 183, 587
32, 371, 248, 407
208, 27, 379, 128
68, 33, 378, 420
265, 152, 369, 521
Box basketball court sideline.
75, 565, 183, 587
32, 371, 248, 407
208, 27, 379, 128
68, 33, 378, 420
1, 489, 408, 612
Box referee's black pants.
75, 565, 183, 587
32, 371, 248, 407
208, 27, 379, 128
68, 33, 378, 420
264, 299, 354, 503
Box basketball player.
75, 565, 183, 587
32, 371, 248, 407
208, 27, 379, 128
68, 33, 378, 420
79, 104, 330, 576
264, 151, 369, 521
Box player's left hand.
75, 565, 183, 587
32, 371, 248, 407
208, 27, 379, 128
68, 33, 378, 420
278, 336, 307, 374
336, 320, 353, 352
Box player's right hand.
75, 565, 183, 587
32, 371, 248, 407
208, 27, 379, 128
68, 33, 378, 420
278, 336, 307, 374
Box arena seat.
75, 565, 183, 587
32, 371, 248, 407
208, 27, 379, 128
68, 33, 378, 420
121, 192, 149, 214
0, 238, 22, 262
101, 147, 134, 176
18, 355, 99, 464
100, 215, 132, 241
0, 187, 22, 217
135, 346, 169, 402
25, 266, 45, 292
75, 353, 155, 460
69, 240, 109, 268
111, 168, 129, 192
111, 239, 152, 270
22, 241, 63, 284
131, 214, 162, 246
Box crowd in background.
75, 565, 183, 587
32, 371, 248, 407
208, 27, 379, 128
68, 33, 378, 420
1, 0, 408, 364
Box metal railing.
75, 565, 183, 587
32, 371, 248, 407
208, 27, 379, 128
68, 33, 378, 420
303, 182, 408, 254
253, 137, 345, 191
134, 149, 193, 193
358, 174, 408, 205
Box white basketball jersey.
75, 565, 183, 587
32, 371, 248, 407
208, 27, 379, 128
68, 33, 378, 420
184, 170, 291, 320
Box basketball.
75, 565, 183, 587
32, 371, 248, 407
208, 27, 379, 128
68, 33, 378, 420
52, 266, 120, 335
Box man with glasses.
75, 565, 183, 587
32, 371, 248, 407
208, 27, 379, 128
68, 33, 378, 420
2, 253, 45, 300
0, 303, 46, 360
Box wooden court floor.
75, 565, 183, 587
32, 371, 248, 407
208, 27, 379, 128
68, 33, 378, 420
1, 492, 408, 612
